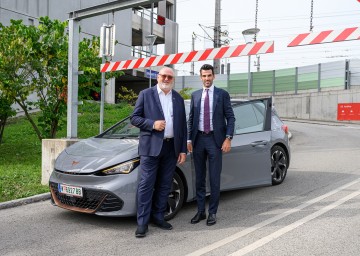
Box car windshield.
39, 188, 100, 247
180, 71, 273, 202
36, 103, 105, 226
98, 117, 139, 139
98, 101, 191, 139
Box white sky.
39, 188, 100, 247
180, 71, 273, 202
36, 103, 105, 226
175, 0, 360, 75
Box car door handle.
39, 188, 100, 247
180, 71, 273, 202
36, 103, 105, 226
250, 140, 268, 146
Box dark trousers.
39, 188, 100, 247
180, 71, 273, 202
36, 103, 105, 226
137, 139, 177, 226
193, 133, 222, 214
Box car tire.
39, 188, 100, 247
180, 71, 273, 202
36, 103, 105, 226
164, 172, 184, 221
271, 145, 288, 185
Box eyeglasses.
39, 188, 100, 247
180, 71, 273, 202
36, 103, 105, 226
158, 74, 174, 80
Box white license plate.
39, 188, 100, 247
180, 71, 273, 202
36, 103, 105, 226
58, 183, 83, 197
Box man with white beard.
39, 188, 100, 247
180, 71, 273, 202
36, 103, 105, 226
130, 66, 187, 238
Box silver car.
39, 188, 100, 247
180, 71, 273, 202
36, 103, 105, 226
49, 97, 290, 220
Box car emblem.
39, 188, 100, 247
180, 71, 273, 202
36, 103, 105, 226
71, 161, 80, 166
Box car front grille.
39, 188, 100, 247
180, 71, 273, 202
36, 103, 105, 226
49, 182, 123, 213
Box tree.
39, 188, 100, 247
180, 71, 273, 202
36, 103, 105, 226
0, 94, 16, 144
0, 19, 43, 139
179, 87, 192, 99
0, 17, 123, 139
30, 17, 70, 138
32, 17, 122, 138
117, 86, 138, 105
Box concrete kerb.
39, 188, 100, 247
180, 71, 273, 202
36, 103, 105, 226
0, 192, 51, 210
0, 132, 293, 211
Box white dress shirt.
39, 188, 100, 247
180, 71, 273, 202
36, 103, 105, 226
157, 85, 174, 138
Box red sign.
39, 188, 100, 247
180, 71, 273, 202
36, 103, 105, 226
337, 103, 360, 121
157, 15, 165, 25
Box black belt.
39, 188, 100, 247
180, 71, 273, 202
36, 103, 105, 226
163, 137, 174, 142
198, 130, 214, 135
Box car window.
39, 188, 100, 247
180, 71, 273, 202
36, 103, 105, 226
184, 100, 190, 113
233, 101, 266, 134
271, 112, 283, 130
185, 101, 190, 121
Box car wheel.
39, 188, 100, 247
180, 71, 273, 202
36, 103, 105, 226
271, 145, 288, 185
164, 172, 184, 221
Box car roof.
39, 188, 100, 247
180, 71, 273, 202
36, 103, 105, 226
184, 98, 247, 104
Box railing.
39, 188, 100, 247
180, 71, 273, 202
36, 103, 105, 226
133, 7, 162, 26
176, 59, 358, 96
228, 60, 349, 96
131, 7, 164, 59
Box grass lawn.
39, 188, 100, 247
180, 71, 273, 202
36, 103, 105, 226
0, 101, 133, 203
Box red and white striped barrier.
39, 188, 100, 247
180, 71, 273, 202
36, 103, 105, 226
100, 41, 274, 72
288, 27, 360, 47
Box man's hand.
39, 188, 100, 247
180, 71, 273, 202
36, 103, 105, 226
221, 139, 231, 153
153, 120, 166, 131
178, 153, 186, 164
187, 142, 193, 153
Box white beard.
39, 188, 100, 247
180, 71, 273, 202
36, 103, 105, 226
159, 82, 173, 91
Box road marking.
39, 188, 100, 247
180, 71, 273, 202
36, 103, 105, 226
186, 178, 360, 256
230, 189, 360, 256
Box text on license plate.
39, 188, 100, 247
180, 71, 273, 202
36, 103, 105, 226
58, 183, 83, 197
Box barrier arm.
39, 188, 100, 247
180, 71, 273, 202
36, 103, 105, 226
100, 41, 274, 72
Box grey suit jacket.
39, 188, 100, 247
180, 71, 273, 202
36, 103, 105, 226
130, 86, 187, 157
187, 86, 235, 148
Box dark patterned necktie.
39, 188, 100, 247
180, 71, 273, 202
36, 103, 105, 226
204, 89, 210, 133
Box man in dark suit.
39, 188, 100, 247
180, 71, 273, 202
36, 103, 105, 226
131, 66, 187, 238
187, 64, 235, 226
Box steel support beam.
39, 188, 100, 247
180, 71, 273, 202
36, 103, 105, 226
69, 0, 160, 21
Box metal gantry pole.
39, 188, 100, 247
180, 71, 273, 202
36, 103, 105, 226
148, 41, 153, 88
99, 24, 107, 133
191, 33, 195, 75
213, 0, 221, 74
149, 3, 154, 88
248, 55, 251, 99
100, 55, 105, 133
242, 28, 259, 99
145, 35, 156, 88
67, 19, 79, 139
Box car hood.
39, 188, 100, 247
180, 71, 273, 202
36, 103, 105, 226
55, 138, 139, 174
64, 137, 139, 157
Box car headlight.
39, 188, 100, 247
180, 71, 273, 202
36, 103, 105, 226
101, 159, 140, 175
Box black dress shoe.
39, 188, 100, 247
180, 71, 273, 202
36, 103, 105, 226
153, 220, 173, 230
206, 214, 216, 226
191, 212, 206, 224
135, 225, 148, 238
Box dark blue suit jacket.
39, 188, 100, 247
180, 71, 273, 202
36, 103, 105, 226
188, 87, 235, 148
130, 86, 187, 157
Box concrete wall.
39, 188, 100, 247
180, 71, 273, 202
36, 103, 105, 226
273, 87, 360, 123
41, 139, 79, 185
